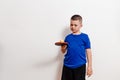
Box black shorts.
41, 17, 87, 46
61, 64, 86, 80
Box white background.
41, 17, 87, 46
0, 0, 120, 80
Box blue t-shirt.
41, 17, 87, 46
64, 33, 91, 69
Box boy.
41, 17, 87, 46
61, 14, 93, 80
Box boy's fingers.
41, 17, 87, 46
87, 68, 93, 77
61, 45, 67, 47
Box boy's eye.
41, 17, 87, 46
70, 24, 73, 26
70, 24, 77, 27
74, 24, 77, 27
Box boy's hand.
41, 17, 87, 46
87, 66, 93, 77
61, 45, 67, 53
61, 45, 67, 49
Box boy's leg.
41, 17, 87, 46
61, 65, 73, 80
73, 64, 86, 80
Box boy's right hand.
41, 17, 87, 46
61, 45, 67, 53
61, 45, 67, 49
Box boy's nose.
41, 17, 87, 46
72, 26, 75, 29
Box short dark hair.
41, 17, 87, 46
71, 14, 82, 22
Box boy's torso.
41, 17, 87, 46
64, 33, 90, 69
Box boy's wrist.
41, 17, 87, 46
87, 66, 92, 69
87, 64, 92, 68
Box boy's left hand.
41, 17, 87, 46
87, 66, 93, 77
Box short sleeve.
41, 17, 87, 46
64, 37, 67, 42
64, 35, 69, 42
84, 35, 91, 49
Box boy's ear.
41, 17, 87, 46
81, 24, 83, 27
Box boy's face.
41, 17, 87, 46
70, 20, 82, 34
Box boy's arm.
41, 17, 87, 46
86, 48, 93, 77
61, 45, 67, 53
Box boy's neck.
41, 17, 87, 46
72, 31, 81, 35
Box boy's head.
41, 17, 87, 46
70, 14, 83, 34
